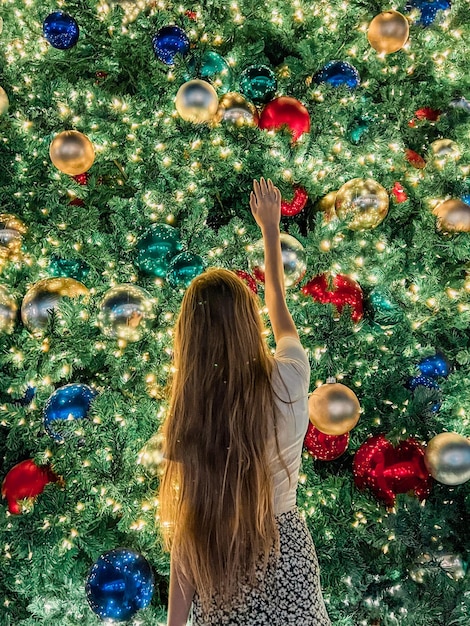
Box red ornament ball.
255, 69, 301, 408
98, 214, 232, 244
415, 107, 441, 121
2, 459, 59, 514
259, 96, 310, 142
69, 197, 85, 207
405, 149, 426, 169
72, 172, 89, 185
235, 269, 258, 294
353, 434, 433, 507
391, 181, 408, 203
281, 187, 309, 217
301, 273, 364, 322
304, 422, 349, 460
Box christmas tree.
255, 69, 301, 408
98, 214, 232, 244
1, 0, 469, 624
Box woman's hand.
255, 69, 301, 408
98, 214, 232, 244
249, 177, 281, 233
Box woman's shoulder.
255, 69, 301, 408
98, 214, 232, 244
272, 335, 310, 395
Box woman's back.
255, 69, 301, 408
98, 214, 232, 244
161, 179, 330, 626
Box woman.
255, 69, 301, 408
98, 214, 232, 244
159, 178, 331, 625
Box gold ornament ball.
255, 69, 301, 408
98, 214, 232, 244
431, 139, 461, 169
175, 79, 219, 124
137, 433, 165, 473
214, 92, 259, 126
308, 381, 361, 435
0, 86, 9, 115
367, 11, 409, 54
0, 285, 17, 334
49, 130, 95, 176
317, 191, 337, 222
335, 178, 389, 230
21, 277, 89, 335
0, 213, 27, 263
433, 199, 470, 233
424, 432, 470, 485
98, 283, 156, 342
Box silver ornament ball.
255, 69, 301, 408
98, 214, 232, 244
424, 432, 470, 485
98, 284, 156, 342
248, 233, 307, 289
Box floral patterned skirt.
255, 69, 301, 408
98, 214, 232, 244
191, 507, 331, 625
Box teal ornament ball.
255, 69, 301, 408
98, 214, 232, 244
239, 65, 277, 105
136, 224, 182, 278
167, 252, 204, 288
98, 284, 156, 342
49, 255, 89, 282
186, 51, 232, 94
367, 288, 403, 328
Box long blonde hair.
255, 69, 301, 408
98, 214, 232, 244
158, 268, 278, 607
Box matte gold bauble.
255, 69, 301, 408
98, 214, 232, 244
424, 432, 470, 485
49, 130, 95, 175
0, 213, 27, 263
367, 11, 409, 54
335, 178, 389, 230
214, 92, 259, 126
0, 86, 9, 115
21, 277, 89, 334
308, 380, 361, 435
175, 79, 219, 124
0, 284, 17, 334
433, 199, 470, 232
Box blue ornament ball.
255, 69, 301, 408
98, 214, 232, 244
314, 60, 360, 89
167, 252, 204, 288
461, 194, 470, 206
86, 548, 154, 622
407, 376, 441, 412
418, 353, 450, 378
10, 386, 36, 407
405, 0, 451, 27
44, 383, 97, 443
152, 26, 190, 65
43, 12, 79, 50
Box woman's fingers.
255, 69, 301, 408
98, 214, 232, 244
249, 191, 258, 210
252, 178, 281, 204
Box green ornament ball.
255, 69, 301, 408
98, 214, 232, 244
136, 224, 182, 278
239, 65, 277, 105
167, 252, 204, 288
186, 51, 232, 94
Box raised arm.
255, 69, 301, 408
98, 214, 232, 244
250, 177, 298, 343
